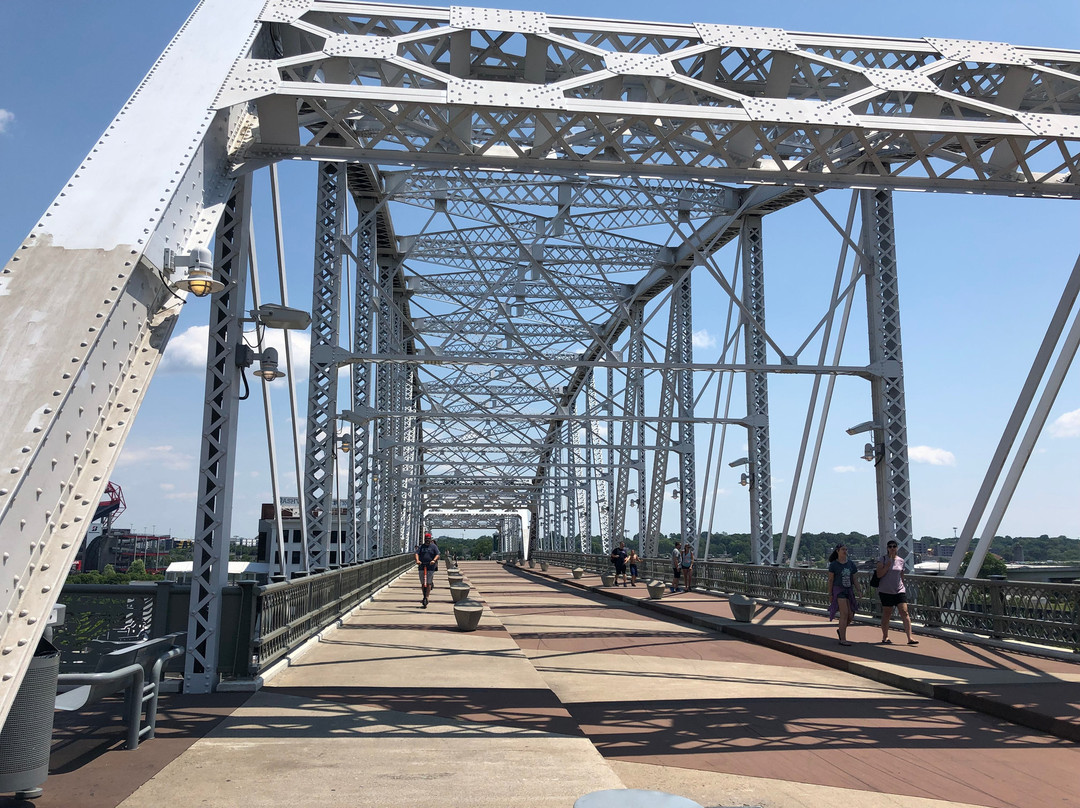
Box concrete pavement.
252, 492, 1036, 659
19, 562, 1080, 808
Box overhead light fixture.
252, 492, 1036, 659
165, 247, 224, 297
846, 421, 882, 436
254, 347, 285, 382
739, 473, 750, 487
252, 304, 312, 330
728, 457, 749, 468
861, 442, 883, 463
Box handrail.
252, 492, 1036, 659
535, 551, 1080, 653
251, 554, 414, 674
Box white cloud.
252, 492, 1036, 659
908, 445, 956, 466
159, 325, 311, 384
164, 491, 197, 501
159, 483, 176, 492
833, 465, 858, 473
160, 325, 209, 372
117, 444, 195, 471
692, 329, 717, 349
1049, 408, 1080, 438
0, 109, 13, 134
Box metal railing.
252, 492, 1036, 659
252, 555, 412, 674
535, 552, 1080, 653
56, 554, 415, 680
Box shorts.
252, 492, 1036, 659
879, 591, 908, 607
613, 563, 626, 573
629, 564, 638, 576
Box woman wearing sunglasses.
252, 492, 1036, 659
875, 540, 918, 645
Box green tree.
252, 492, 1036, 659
960, 551, 1008, 578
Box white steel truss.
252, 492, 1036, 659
2, 0, 1080, 723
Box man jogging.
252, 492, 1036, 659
414, 532, 440, 608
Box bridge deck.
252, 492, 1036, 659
17, 562, 1080, 808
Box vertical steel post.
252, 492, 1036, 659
350, 211, 376, 560
861, 189, 914, 561
741, 216, 774, 565
304, 162, 345, 570
673, 270, 699, 554
185, 176, 251, 694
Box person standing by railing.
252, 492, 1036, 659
680, 542, 695, 592
627, 548, 640, 587
875, 540, 918, 645
827, 544, 859, 646
414, 532, 440, 609
671, 544, 682, 592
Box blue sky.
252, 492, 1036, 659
1, 1, 1078, 543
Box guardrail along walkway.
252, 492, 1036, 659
25, 562, 1080, 808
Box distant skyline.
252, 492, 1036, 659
2, 1, 1079, 541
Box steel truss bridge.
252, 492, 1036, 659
2, 0, 1079, 720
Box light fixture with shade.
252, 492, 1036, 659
254, 347, 285, 381
164, 247, 224, 297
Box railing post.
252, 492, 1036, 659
235, 580, 259, 677
987, 575, 1007, 639
152, 581, 174, 638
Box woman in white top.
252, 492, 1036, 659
680, 543, 695, 592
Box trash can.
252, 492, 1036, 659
0, 638, 59, 798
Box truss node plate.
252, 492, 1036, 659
864, 68, 940, 94
447, 78, 565, 108
259, 0, 310, 24
1016, 112, 1080, 138
323, 33, 398, 59
742, 97, 857, 126
450, 6, 549, 34
603, 52, 677, 77
925, 38, 1034, 66
693, 23, 796, 52
215, 59, 280, 108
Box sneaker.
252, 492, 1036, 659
631, 583, 636, 587
422, 597, 428, 607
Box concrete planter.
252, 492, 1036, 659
600, 573, 615, 587
540, 561, 549, 572
453, 599, 484, 631
450, 583, 472, 603
729, 594, 755, 623
646, 581, 666, 600
528, 559, 535, 568
571, 567, 585, 579
447, 573, 464, 586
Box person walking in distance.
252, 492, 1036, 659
671, 543, 682, 592
875, 540, 918, 645
627, 548, 640, 587
610, 540, 629, 586
827, 544, 859, 646
414, 532, 440, 609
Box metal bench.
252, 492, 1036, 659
55, 633, 185, 750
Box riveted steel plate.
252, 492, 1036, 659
323, 33, 398, 59
864, 68, 940, 94
259, 0, 311, 24
694, 23, 796, 52
925, 38, 1034, 66
1016, 112, 1080, 138
603, 52, 676, 77
447, 78, 565, 108
450, 6, 549, 34
215, 59, 281, 108
742, 97, 858, 126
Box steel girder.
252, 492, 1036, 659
237, 5, 1080, 197
304, 162, 346, 570
741, 216, 775, 565
4, 0, 1080, 725
185, 178, 252, 694
861, 190, 914, 562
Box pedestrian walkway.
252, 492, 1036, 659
15, 562, 1080, 808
